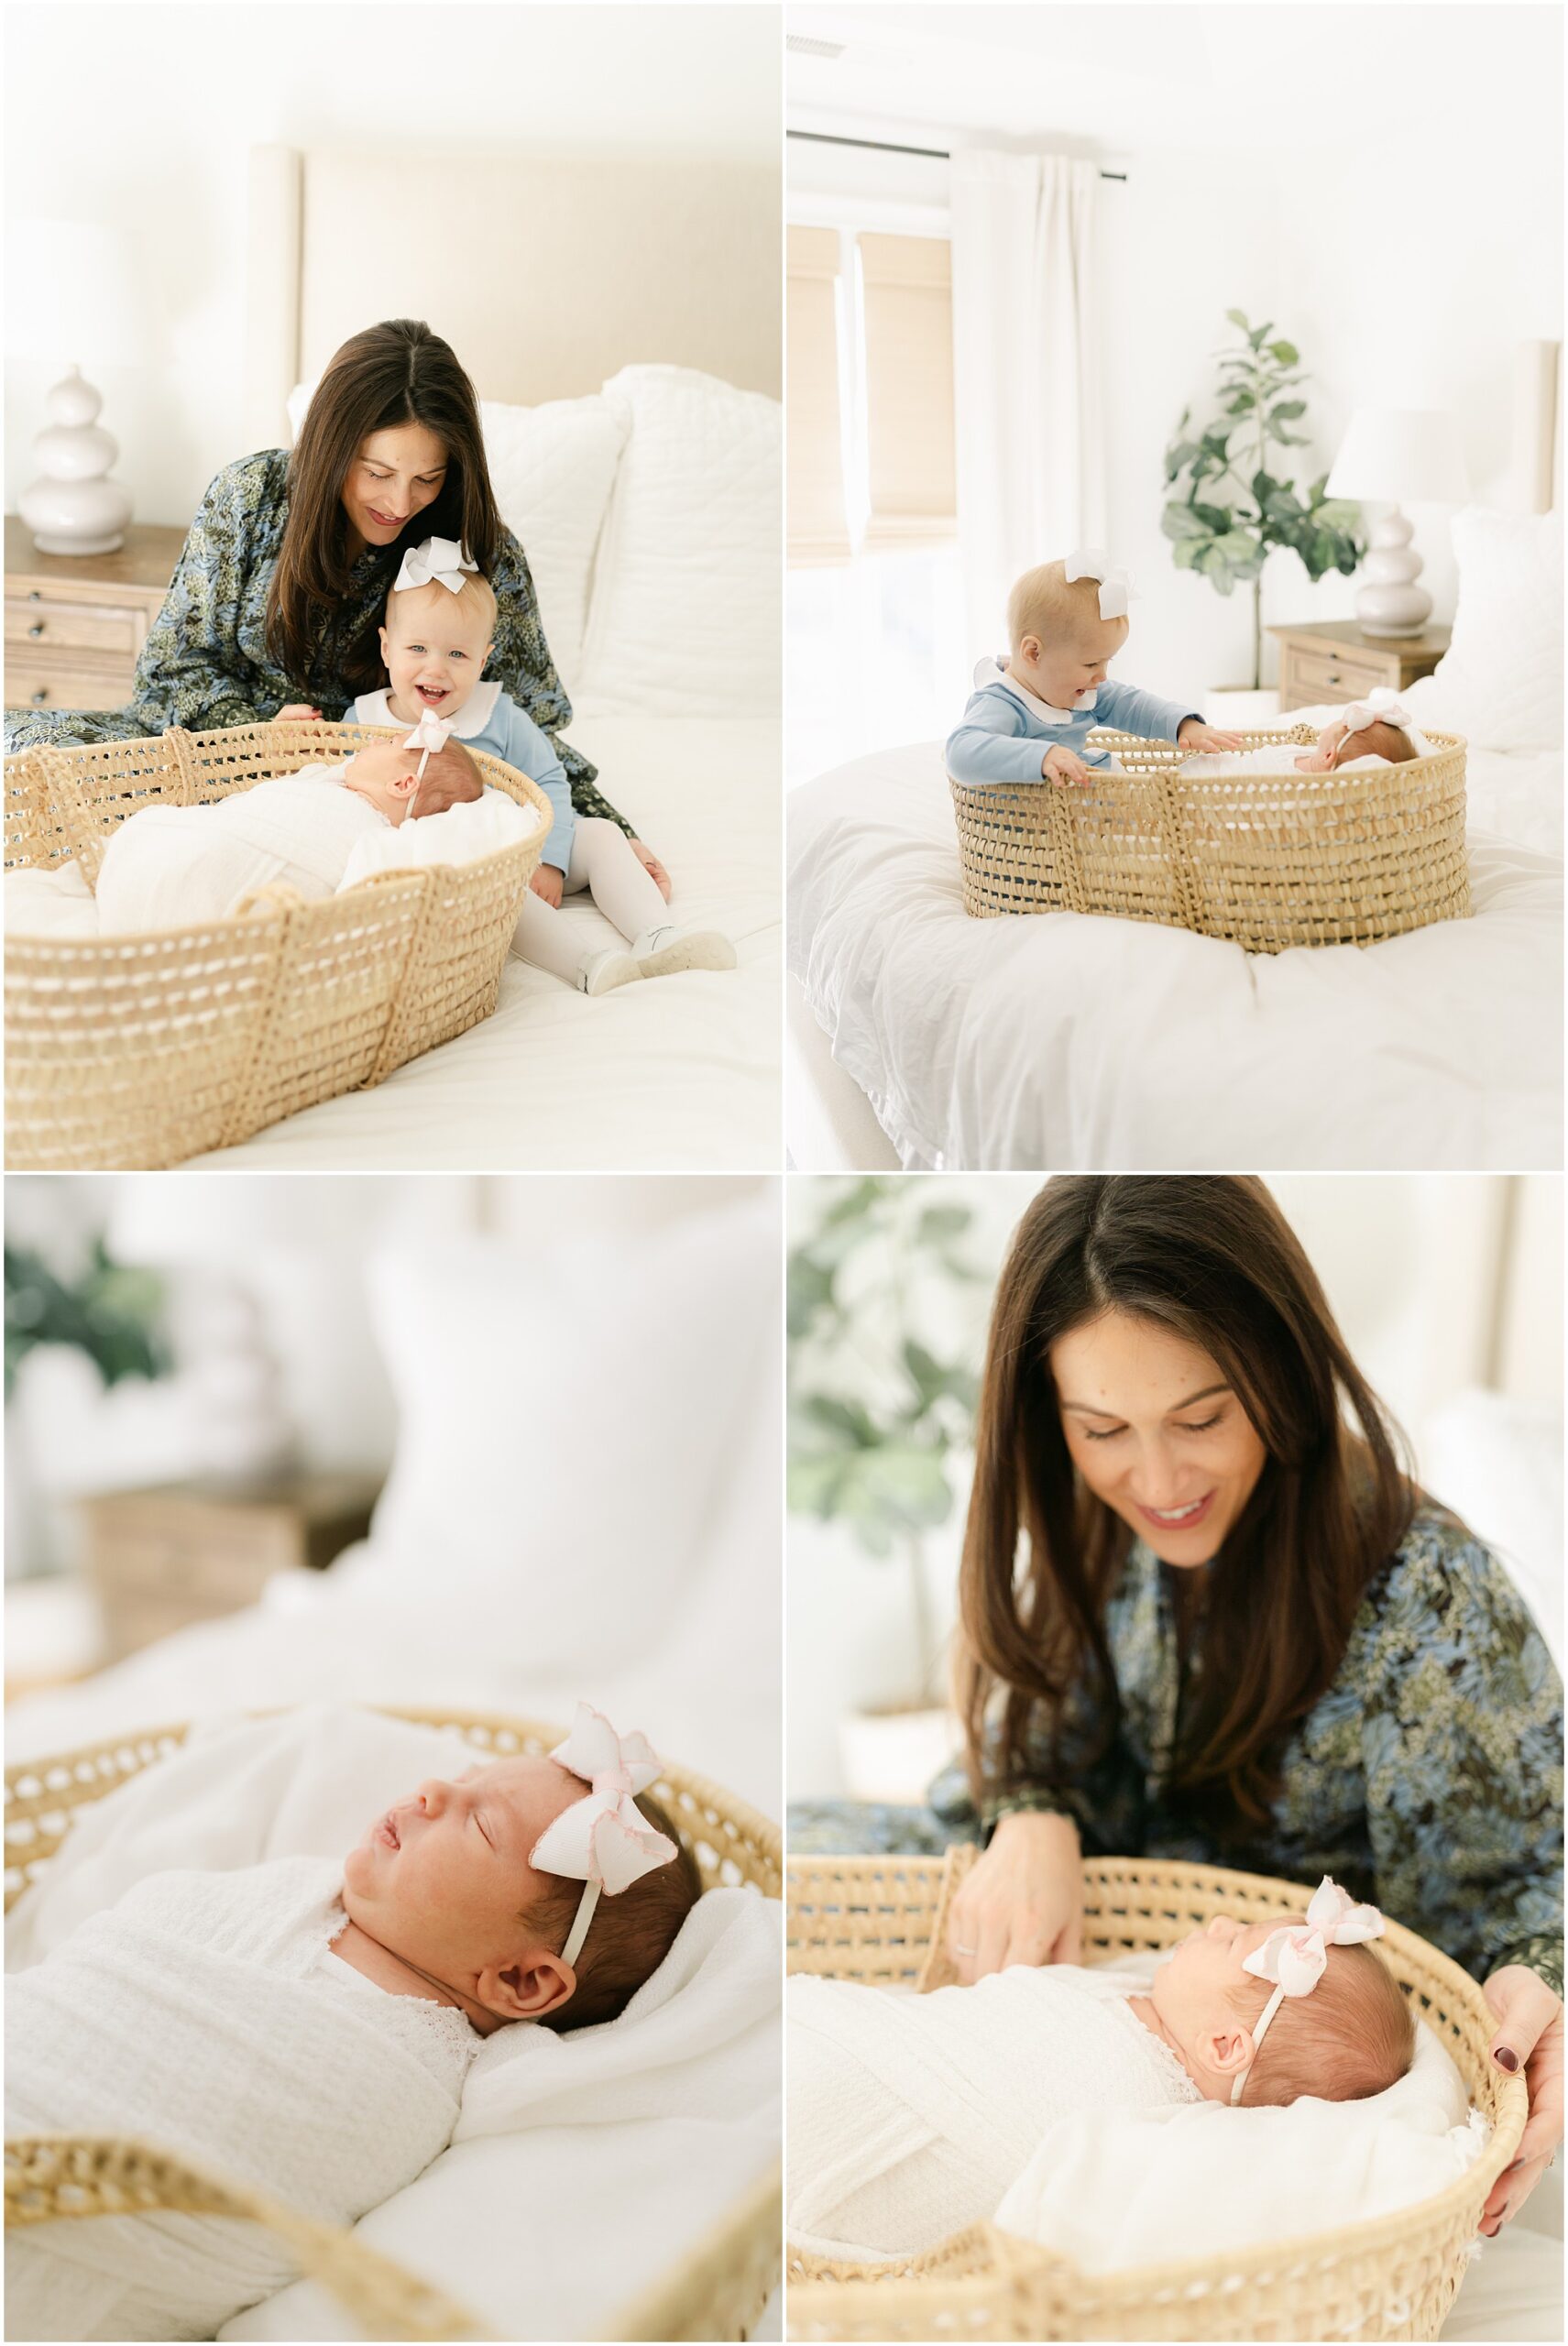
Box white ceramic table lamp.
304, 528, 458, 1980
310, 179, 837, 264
1326, 408, 1471, 637
7, 219, 149, 555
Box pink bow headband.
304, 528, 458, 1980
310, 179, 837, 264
529, 1704, 679, 1967
1335, 686, 1432, 756
1231, 1876, 1386, 2105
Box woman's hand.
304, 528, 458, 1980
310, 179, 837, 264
530, 864, 565, 909
946, 1809, 1084, 1984
277, 703, 323, 721
1481, 1966, 1563, 2234
1041, 745, 1091, 787
630, 839, 673, 902
409, 740, 484, 817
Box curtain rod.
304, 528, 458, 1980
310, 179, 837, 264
788, 127, 1126, 181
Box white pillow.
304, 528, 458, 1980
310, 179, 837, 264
361, 1199, 775, 1676
1400, 506, 1563, 752
576, 365, 783, 719
1421, 1388, 1564, 1672
285, 382, 628, 691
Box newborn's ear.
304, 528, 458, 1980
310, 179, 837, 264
479, 1949, 576, 2023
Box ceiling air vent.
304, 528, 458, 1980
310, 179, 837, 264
786, 35, 848, 58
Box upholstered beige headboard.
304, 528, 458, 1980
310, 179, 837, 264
243, 143, 781, 446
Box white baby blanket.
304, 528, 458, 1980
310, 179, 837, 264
93, 767, 384, 933
1179, 746, 1396, 777
6, 1705, 782, 2345
5, 1853, 477, 2341
786, 1960, 1198, 2256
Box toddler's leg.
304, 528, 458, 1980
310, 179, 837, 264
510, 882, 602, 989
575, 817, 737, 981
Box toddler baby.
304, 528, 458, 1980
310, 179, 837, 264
788, 1877, 1413, 2256
947, 551, 1243, 788
334, 539, 736, 994
7, 1705, 698, 2341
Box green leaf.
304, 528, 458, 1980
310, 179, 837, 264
1224, 392, 1255, 415
785, 1452, 852, 1519
1268, 400, 1307, 422
1268, 340, 1299, 365
801, 1392, 880, 1448
1162, 499, 1209, 543
916, 1204, 970, 1244
1224, 307, 1250, 330
1191, 501, 1233, 532
786, 1250, 835, 1340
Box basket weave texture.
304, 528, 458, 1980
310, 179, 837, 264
5, 1706, 782, 2342
950, 725, 1471, 951
4, 722, 554, 1171
786, 1847, 1524, 2342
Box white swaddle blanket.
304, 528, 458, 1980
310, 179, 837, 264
93, 766, 385, 933
1179, 745, 1399, 778
786, 1961, 1200, 2257
6, 1853, 478, 2342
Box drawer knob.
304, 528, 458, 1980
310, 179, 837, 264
27, 590, 41, 603
29, 688, 49, 707
27, 621, 44, 639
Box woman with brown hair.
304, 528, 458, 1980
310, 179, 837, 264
793, 1176, 1563, 2245
5, 320, 664, 885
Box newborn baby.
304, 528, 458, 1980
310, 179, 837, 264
6, 1707, 697, 2341
1179, 690, 1429, 782
90, 734, 494, 936
787, 1879, 1413, 2256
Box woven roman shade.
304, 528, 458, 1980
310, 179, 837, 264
787, 225, 850, 565
859, 231, 958, 549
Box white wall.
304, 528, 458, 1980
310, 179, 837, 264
5, 3, 780, 523
787, 1173, 1563, 1798
788, 3, 1563, 705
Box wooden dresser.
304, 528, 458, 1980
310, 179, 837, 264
5, 515, 187, 715
76, 1471, 381, 1662
1268, 618, 1451, 713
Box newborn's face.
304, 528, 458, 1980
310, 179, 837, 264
342, 1753, 582, 1981
345, 739, 422, 826
1149, 1913, 1279, 2091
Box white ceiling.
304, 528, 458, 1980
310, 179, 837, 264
786, 4, 1555, 159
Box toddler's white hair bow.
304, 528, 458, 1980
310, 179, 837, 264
1064, 547, 1137, 623
530, 1703, 679, 1965
394, 536, 478, 596
1335, 686, 1431, 756
1231, 1877, 1386, 2105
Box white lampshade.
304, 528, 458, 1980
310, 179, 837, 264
1326, 408, 1471, 505
5, 219, 152, 367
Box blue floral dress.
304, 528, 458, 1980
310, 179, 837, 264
4, 450, 632, 835
791, 1506, 1563, 1996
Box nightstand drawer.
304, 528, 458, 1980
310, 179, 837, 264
1284, 645, 1391, 701
5, 657, 135, 713
88, 1519, 296, 1606
6, 598, 141, 658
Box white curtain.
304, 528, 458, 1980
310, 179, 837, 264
949, 150, 1106, 661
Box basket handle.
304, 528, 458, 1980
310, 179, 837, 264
916, 1842, 981, 1993
232, 882, 306, 918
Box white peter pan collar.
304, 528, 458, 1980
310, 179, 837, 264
973, 654, 1097, 728
356, 679, 502, 740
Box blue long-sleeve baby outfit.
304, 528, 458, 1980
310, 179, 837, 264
946, 658, 1201, 785
351, 681, 575, 872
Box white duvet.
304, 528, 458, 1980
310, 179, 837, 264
5, 716, 780, 1171
5, 1706, 781, 2345
788, 721, 1562, 1171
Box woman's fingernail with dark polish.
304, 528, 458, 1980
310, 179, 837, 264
1494, 2046, 1520, 2071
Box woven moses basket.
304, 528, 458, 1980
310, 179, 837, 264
786, 1845, 1525, 2343
5, 1706, 783, 2344
4, 722, 554, 1171
950, 724, 1471, 951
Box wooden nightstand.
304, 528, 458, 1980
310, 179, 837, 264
5, 515, 187, 716
1268, 619, 1451, 713
76, 1471, 382, 1662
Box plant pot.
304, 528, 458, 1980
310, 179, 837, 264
1204, 685, 1280, 728
838, 1703, 962, 1804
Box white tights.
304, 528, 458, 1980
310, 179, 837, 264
510, 817, 672, 987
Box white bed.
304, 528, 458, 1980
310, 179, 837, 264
787, 380, 1563, 1173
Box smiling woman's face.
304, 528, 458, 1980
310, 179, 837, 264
341, 422, 449, 554
1049, 1308, 1267, 1565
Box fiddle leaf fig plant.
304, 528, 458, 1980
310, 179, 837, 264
1163, 310, 1365, 688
